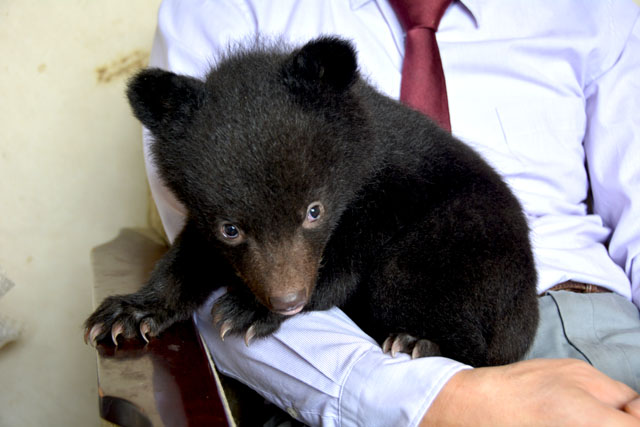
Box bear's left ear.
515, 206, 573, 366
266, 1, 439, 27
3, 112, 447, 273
282, 36, 358, 96
126, 68, 205, 136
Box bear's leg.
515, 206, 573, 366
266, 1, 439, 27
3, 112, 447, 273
360, 220, 513, 367
84, 220, 225, 346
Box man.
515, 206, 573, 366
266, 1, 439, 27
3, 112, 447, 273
143, 0, 640, 425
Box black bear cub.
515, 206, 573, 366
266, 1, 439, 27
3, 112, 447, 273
85, 37, 539, 367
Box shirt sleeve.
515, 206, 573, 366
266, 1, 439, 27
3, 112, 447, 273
144, 1, 471, 425
195, 293, 470, 427
583, 10, 640, 308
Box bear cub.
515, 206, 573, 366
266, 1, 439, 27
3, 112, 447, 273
85, 37, 539, 367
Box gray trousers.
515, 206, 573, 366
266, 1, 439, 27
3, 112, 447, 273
525, 290, 640, 392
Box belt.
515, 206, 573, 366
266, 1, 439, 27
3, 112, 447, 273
543, 280, 611, 295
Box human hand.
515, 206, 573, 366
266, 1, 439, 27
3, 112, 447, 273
421, 358, 640, 426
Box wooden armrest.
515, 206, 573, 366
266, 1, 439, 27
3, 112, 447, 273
90, 228, 232, 426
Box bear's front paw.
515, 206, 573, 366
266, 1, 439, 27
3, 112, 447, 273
382, 333, 441, 359
84, 294, 179, 347
212, 292, 283, 346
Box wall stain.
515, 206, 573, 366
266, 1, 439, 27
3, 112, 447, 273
95, 49, 149, 84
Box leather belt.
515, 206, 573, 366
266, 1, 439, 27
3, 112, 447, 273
543, 280, 611, 295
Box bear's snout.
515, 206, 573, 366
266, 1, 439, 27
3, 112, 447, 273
241, 232, 320, 316
269, 289, 308, 316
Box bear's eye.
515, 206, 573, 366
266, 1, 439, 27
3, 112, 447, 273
220, 223, 241, 240
308, 205, 321, 221
303, 202, 324, 228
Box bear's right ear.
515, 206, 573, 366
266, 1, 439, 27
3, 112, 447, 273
282, 36, 358, 99
126, 68, 205, 136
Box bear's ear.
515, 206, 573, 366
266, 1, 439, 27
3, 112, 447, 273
126, 68, 205, 136
283, 36, 358, 97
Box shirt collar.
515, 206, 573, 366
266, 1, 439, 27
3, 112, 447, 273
351, 0, 483, 27
459, 0, 482, 27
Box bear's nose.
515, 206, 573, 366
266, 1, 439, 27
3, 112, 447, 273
269, 290, 307, 316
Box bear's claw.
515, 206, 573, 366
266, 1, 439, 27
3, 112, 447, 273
84, 294, 179, 347
383, 333, 417, 357
383, 333, 441, 359
139, 320, 152, 343
111, 322, 124, 346
244, 325, 256, 347
214, 317, 257, 346
219, 321, 233, 341
85, 324, 104, 347
211, 292, 284, 344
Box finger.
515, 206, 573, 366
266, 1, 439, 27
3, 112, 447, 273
624, 396, 640, 419
553, 359, 638, 411
588, 375, 639, 411
601, 406, 640, 427
568, 393, 640, 427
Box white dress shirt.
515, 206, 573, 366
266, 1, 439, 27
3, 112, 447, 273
143, 1, 640, 425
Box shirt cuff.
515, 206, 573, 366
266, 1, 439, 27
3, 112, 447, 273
340, 349, 469, 427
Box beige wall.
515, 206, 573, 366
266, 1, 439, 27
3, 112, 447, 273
0, 1, 162, 425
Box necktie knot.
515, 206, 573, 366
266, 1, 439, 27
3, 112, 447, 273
389, 0, 453, 31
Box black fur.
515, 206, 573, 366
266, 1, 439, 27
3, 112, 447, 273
85, 37, 539, 367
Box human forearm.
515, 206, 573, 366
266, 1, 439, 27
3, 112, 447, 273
420, 359, 640, 426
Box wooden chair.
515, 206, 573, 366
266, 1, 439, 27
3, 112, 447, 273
89, 228, 232, 426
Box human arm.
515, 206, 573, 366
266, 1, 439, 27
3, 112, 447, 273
195, 297, 470, 426
421, 359, 640, 426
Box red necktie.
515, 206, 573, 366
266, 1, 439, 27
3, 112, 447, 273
389, 0, 453, 132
